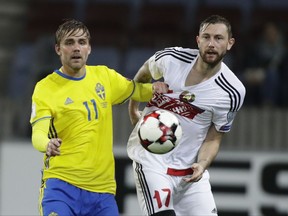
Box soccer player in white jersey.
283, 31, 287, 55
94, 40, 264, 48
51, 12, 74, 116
127, 15, 246, 216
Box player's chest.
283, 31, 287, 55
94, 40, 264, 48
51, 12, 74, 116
148, 89, 220, 122
51, 81, 110, 121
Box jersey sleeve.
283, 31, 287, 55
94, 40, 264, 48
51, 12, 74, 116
148, 55, 163, 80
31, 118, 50, 152
147, 53, 166, 80
107, 68, 153, 104
147, 47, 193, 81
213, 82, 246, 133
213, 106, 237, 133
30, 83, 52, 125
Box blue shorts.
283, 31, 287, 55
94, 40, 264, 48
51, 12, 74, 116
40, 178, 119, 216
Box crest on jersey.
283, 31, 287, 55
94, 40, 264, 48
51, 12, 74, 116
95, 83, 105, 100
179, 91, 195, 103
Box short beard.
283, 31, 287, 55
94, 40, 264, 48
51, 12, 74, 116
200, 51, 226, 68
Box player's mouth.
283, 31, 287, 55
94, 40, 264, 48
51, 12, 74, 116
205, 50, 218, 59
206, 50, 217, 55
71, 55, 82, 60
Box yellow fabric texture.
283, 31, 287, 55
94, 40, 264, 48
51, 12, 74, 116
30, 65, 153, 194
31, 118, 50, 153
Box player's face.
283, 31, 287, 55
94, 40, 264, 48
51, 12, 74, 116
55, 29, 91, 76
196, 23, 235, 66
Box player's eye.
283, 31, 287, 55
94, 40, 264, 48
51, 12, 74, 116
216, 36, 224, 41
202, 35, 210, 40
65, 40, 74, 45
79, 39, 88, 45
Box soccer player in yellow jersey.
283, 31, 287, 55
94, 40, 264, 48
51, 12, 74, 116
30, 19, 168, 216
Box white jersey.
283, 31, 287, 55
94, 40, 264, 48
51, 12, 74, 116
127, 47, 246, 173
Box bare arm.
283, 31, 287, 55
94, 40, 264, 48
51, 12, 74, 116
128, 60, 168, 125
184, 124, 224, 182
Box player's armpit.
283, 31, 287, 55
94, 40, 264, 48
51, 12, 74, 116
31, 118, 50, 153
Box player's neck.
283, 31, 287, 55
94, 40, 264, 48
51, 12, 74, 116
185, 61, 221, 86
61, 66, 86, 78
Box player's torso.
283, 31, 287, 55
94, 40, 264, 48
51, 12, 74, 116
40, 66, 116, 192
47, 67, 112, 142
128, 51, 239, 169
143, 78, 222, 166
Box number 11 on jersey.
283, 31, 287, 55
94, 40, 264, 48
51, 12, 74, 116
83, 99, 98, 121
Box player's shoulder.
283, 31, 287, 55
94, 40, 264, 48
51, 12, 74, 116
86, 65, 116, 76
32, 71, 61, 98
154, 46, 198, 63
215, 63, 246, 96
86, 64, 109, 70
85, 65, 126, 84
34, 71, 56, 89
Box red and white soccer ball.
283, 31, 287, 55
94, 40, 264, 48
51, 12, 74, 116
138, 110, 182, 154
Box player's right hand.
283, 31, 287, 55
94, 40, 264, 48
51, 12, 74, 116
152, 82, 171, 94
46, 138, 62, 156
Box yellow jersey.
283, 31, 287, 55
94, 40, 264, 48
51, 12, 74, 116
30, 65, 153, 194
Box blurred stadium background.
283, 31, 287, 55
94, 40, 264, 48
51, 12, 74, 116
0, 0, 287, 215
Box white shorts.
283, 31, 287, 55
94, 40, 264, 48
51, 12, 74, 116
132, 161, 218, 216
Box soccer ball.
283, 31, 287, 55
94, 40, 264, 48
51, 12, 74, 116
138, 110, 182, 154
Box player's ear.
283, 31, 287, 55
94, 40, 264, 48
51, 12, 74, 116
88, 44, 91, 55
227, 37, 235, 51
55, 44, 61, 56
196, 36, 200, 48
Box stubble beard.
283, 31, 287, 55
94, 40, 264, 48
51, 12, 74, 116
200, 50, 226, 68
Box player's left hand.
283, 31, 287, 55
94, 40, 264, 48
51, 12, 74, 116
152, 82, 171, 94
182, 163, 204, 182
